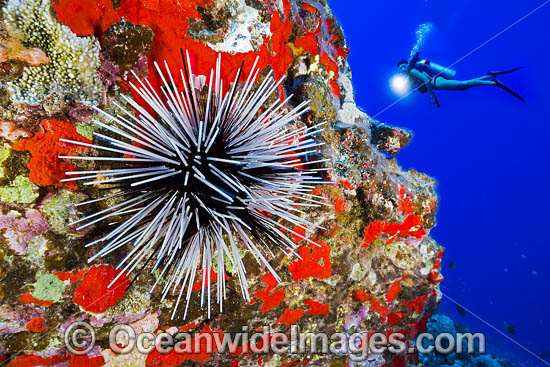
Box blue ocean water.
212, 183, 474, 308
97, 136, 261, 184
331, 0, 550, 365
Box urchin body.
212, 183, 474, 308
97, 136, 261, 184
61, 52, 328, 319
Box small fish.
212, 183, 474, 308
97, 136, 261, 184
448, 261, 456, 270
504, 323, 516, 335
456, 304, 466, 317
540, 351, 548, 359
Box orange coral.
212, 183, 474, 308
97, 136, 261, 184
361, 214, 427, 247
53, 0, 343, 102
398, 185, 414, 214
312, 186, 325, 196
326, 224, 339, 237
353, 289, 371, 303
179, 322, 200, 331
19, 292, 52, 307
288, 240, 331, 281
276, 308, 305, 328
13, 120, 91, 189
254, 272, 285, 312
402, 295, 427, 314
53, 269, 87, 284
433, 251, 444, 269
428, 270, 444, 283
387, 311, 407, 326
25, 318, 47, 332
334, 197, 346, 212
383, 214, 426, 244
114, 0, 278, 95
368, 296, 390, 322
291, 224, 307, 243
68, 355, 104, 367
385, 274, 410, 303
53, 0, 120, 36
338, 180, 356, 190
304, 299, 329, 315
361, 221, 385, 247
8, 354, 67, 367
146, 326, 221, 365
73, 265, 129, 313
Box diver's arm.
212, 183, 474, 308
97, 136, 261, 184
410, 69, 440, 107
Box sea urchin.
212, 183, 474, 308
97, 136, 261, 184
60, 51, 329, 319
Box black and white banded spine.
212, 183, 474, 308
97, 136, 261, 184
61, 51, 330, 319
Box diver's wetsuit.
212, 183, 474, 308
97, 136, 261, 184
408, 67, 432, 93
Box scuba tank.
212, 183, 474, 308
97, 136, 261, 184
415, 59, 457, 80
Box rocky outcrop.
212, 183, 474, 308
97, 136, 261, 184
0, 0, 443, 365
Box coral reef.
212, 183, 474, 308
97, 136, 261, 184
2, 0, 102, 105
419, 314, 513, 367
0, 0, 450, 366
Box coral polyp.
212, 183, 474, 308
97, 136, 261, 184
61, 52, 329, 318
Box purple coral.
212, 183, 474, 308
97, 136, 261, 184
0, 209, 49, 254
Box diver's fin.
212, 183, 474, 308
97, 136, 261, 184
488, 67, 523, 77
493, 79, 526, 103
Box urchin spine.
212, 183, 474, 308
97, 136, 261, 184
61, 51, 329, 319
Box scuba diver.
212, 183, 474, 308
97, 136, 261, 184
397, 53, 525, 107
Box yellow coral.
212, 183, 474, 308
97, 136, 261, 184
3, 0, 102, 105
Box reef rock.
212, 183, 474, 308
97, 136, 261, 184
0, 0, 443, 366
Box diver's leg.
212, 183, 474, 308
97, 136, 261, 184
431, 78, 470, 91
433, 77, 495, 91
435, 77, 525, 101
463, 78, 496, 87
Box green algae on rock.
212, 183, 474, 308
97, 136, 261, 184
2, 0, 102, 105
73, 121, 96, 140
39, 190, 86, 234
30, 271, 65, 302
0, 174, 39, 204
0, 143, 11, 179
